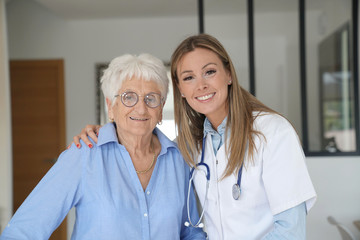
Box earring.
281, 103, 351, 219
109, 117, 114, 123
158, 120, 163, 125
181, 93, 185, 97
228, 80, 232, 85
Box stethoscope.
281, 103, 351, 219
185, 136, 244, 228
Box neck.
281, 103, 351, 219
206, 112, 228, 131
205, 102, 229, 130
117, 132, 153, 156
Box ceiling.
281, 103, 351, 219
5, 0, 325, 21
22, 0, 308, 20
31, 0, 199, 19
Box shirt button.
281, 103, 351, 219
147, 191, 150, 195
144, 213, 148, 217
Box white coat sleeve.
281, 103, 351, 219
262, 119, 316, 215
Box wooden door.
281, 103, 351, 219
10, 60, 67, 240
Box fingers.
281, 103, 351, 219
85, 124, 99, 144
70, 124, 101, 149
73, 135, 82, 148
95, 125, 101, 137
87, 131, 98, 146
79, 125, 100, 148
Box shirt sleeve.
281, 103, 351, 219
180, 165, 207, 240
262, 202, 306, 240
262, 117, 317, 215
0, 144, 84, 240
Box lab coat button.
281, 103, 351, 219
147, 191, 150, 195
144, 213, 148, 217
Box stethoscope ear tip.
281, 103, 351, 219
185, 221, 205, 228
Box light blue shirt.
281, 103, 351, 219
1, 123, 206, 240
204, 117, 306, 239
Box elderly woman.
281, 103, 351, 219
0, 54, 206, 240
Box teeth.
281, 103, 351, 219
130, 117, 148, 121
197, 93, 214, 101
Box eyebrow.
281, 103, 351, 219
179, 62, 217, 76
203, 62, 217, 69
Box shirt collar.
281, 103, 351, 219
97, 122, 178, 155
203, 116, 228, 136
97, 123, 119, 146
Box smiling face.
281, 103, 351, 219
107, 77, 163, 138
177, 48, 232, 128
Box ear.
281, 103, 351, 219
227, 71, 232, 80
106, 98, 114, 120
176, 83, 185, 98
158, 110, 163, 124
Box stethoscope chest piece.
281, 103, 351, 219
232, 163, 244, 200
232, 183, 241, 200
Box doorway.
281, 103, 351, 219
10, 59, 67, 240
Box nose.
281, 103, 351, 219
196, 76, 208, 91
133, 98, 148, 114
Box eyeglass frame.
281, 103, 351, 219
114, 91, 164, 108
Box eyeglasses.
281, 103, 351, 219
114, 91, 163, 108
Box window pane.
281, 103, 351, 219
306, 0, 355, 152
254, 0, 302, 135
204, 1, 250, 90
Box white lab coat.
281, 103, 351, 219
192, 113, 317, 240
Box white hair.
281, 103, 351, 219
101, 53, 169, 105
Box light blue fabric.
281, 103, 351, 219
203, 117, 306, 239
0, 123, 206, 240
262, 202, 306, 240
203, 117, 227, 155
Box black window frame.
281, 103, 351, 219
198, 0, 360, 156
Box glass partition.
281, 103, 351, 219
305, 0, 358, 153
204, 1, 250, 90
254, 0, 302, 134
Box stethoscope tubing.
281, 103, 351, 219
186, 136, 243, 228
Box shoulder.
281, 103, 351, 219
154, 127, 180, 155
253, 112, 298, 141
97, 123, 119, 146
154, 128, 188, 166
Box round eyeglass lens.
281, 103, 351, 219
145, 93, 160, 108
121, 92, 138, 107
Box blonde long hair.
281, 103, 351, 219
171, 34, 276, 178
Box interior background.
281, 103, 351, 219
0, 0, 359, 239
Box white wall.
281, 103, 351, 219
306, 156, 360, 239
3, 0, 360, 239
0, 0, 12, 233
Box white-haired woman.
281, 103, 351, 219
0, 54, 206, 240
